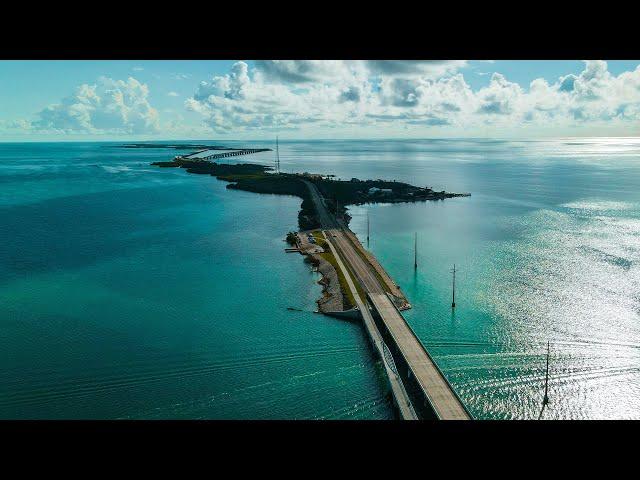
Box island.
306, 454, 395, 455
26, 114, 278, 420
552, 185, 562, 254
151, 157, 469, 231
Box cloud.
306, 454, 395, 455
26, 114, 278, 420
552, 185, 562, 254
32, 77, 159, 134
186, 61, 351, 132
380, 78, 422, 107
255, 60, 358, 84
339, 86, 361, 103
1, 119, 32, 130
168, 91, 179, 97
185, 60, 640, 135
365, 60, 467, 78
476, 73, 522, 115
254, 60, 465, 84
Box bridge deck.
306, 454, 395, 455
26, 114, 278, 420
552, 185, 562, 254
367, 293, 470, 420
321, 232, 417, 420
183, 148, 270, 161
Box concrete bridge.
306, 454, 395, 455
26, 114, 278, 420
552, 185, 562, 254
181, 148, 271, 161
303, 179, 471, 420
367, 292, 470, 420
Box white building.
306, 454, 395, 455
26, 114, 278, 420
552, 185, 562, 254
368, 187, 392, 195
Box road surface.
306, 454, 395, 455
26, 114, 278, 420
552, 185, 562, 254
302, 178, 470, 420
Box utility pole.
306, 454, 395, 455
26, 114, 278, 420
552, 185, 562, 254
275, 136, 280, 174
367, 211, 370, 247
543, 341, 550, 406
451, 264, 456, 309
538, 341, 551, 420
414, 232, 417, 270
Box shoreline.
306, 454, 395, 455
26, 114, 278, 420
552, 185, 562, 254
152, 157, 467, 316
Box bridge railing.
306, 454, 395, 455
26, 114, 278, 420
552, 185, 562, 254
381, 339, 418, 418
365, 292, 474, 419
366, 293, 438, 419
382, 292, 472, 418
183, 148, 271, 161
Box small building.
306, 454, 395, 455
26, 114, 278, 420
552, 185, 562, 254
368, 187, 393, 195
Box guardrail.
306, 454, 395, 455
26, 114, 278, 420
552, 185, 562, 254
382, 292, 472, 419
182, 148, 271, 161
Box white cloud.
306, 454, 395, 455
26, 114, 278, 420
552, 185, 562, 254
186, 61, 353, 132
476, 73, 523, 115
5, 60, 639, 139
180, 61, 636, 136
33, 77, 160, 134
1, 119, 32, 130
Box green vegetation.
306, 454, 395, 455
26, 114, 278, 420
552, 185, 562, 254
335, 250, 367, 303
225, 175, 319, 230
152, 159, 467, 231
314, 230, 366, 306
311, 230, 327, 248
318, 251, 356, 310
308, 176, 464, 209
150, 159, 320, 230
285, 232, 298, 246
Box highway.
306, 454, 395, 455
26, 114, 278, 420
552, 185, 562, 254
302, 179, 470, 420
321, 231, 417, 420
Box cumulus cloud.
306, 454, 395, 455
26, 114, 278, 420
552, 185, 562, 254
476, 73, 522, 115
186, 61, 366, 132
185, 60, 640, 134
365, 60, 467, 78
339, 86, 361, 103
33, 77, 159, 134
255, 60, 465, 84
255, 60, 359, 84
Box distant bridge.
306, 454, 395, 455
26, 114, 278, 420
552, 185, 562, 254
180, 148, 272, 162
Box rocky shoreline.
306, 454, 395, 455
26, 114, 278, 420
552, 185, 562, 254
293, 231, 347, 313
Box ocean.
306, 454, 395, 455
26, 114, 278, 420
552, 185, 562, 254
1, 138, 639, 419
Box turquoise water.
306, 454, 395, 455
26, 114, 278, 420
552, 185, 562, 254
2, 139, 640, 419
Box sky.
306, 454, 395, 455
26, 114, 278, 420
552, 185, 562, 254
1, 60, 639, 141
